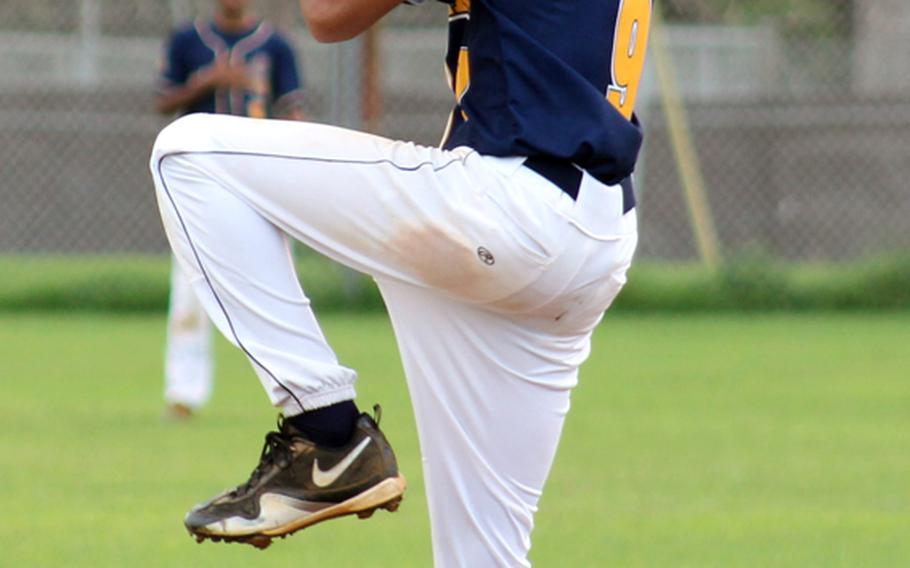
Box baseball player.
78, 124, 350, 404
154, 0, 304, 419
150, 0, 651, 565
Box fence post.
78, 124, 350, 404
329, 38, 368, 301
650, 6, 721, 269
78, 0, 100, 85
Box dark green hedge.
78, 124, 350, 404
617, 255, 910, 312
0, 255, 381, 313
1, 254, 908, 312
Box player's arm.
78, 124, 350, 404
298, 0, 402, 43
154, 73, 216, 115
155, 59, 251, 115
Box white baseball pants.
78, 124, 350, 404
150, 113, 637, 567
164, 257, 214, 409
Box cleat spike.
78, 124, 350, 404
357, 508, 376, 519
247, 536, 272, 549
384, 498, 402, 512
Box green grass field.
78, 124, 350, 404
1, 312, 908, 567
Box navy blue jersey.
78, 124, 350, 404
157, 20, 303, 118
439, 0, 652, 186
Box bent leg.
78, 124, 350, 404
150, 116, 369, 414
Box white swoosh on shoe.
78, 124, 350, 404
312, 437, 372, 488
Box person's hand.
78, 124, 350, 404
192, 57, 253, 91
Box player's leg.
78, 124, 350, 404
152, 118, 403, 546
151, 115, 396, 546
374, 170, 637, 566
378, 282, 566, 567
375, 209, 636, 566
374, 283, 593, 567
163, 256, 214, 416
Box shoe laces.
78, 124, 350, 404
232, 423, 295, 497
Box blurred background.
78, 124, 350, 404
0, 0, 907, 309
1, 3, 908, 566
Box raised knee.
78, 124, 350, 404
150, 113, 218, 170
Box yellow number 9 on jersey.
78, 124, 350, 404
607, 0, 652, 120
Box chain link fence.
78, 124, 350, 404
1, 0, 908, 309
640, 0, 910, 264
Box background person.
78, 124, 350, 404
155, 0, 304, 419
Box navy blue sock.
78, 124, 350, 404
286, 400, 360, 447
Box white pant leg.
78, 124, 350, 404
164, 256, 214, 408
374, 164, 637, 567
377, 281, 569, 567
376, 230, 636, 567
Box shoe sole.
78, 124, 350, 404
189, 475, 407, 549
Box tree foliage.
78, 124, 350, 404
661, 0, 853, 37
